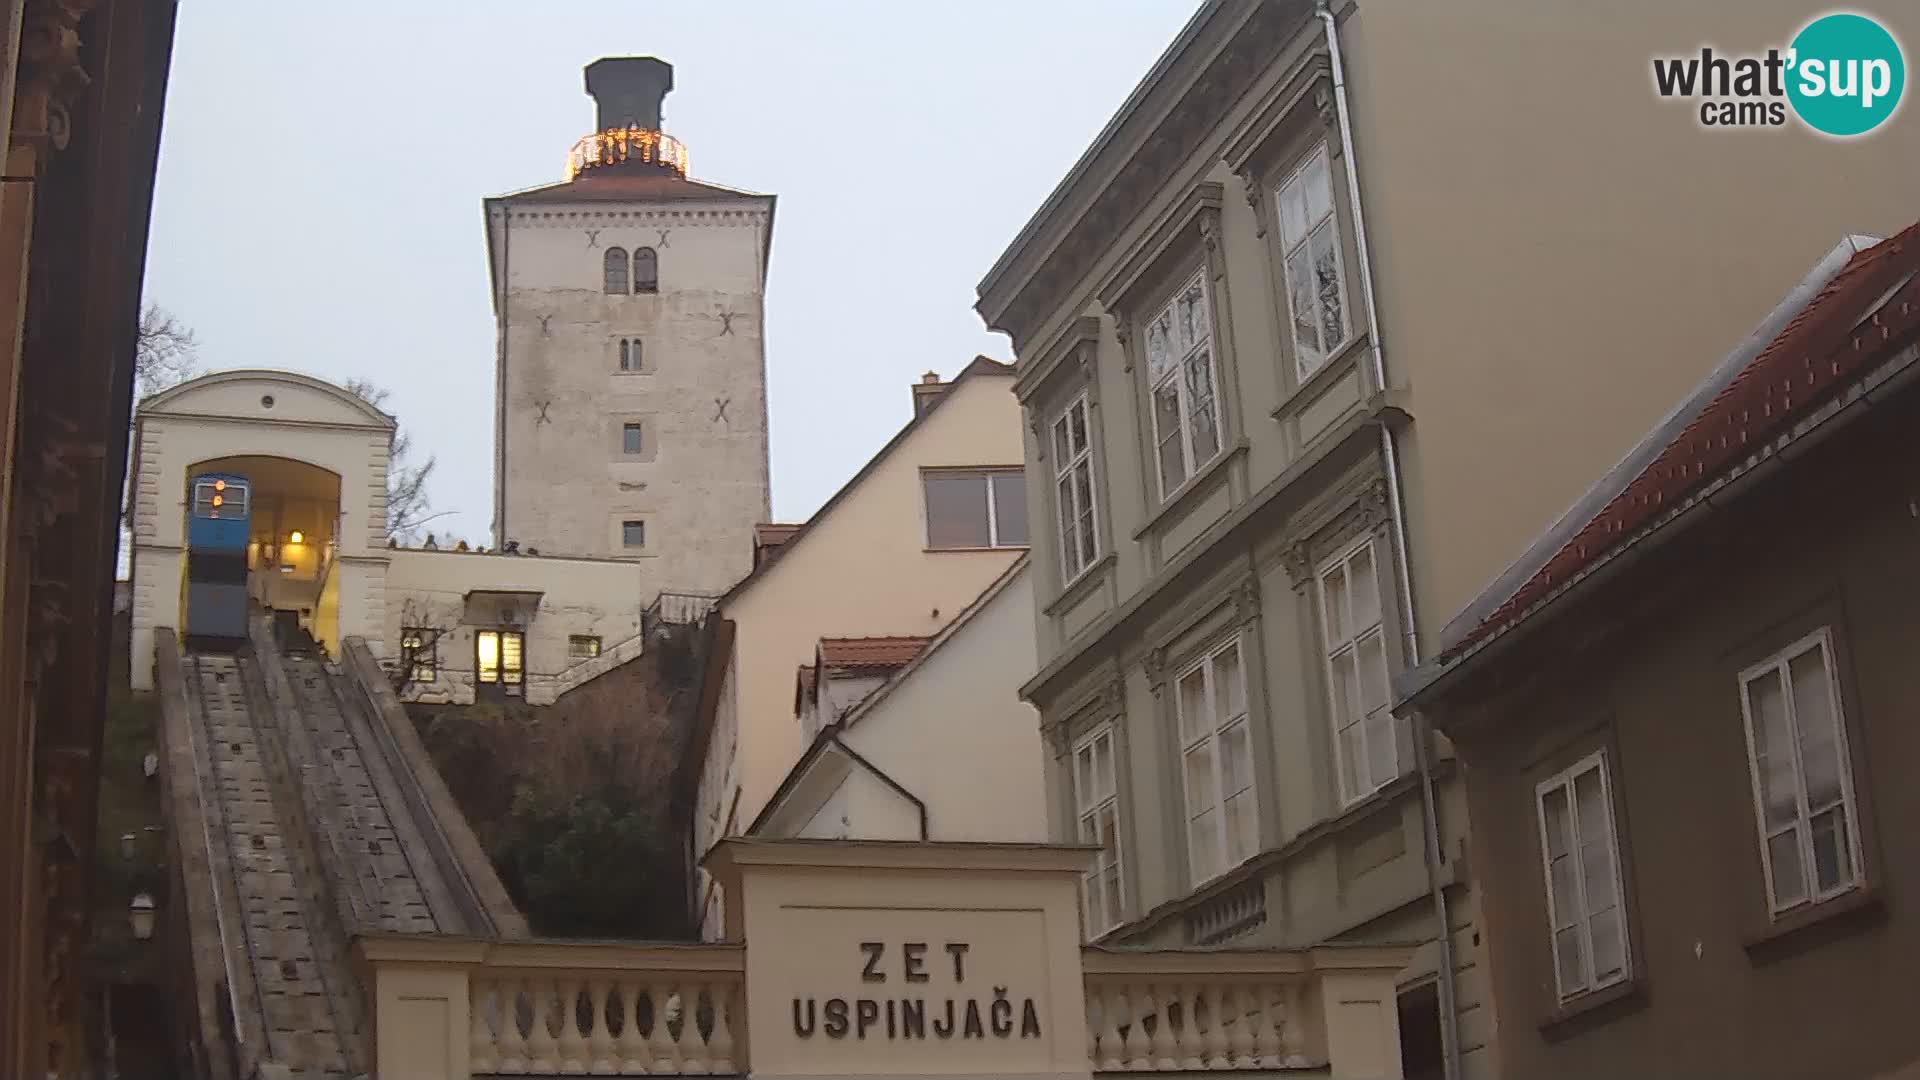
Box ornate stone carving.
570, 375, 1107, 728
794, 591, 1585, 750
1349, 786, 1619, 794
1358, 476, 1393, 531
1233, 574, 1262, 625
1142, 645, 1169, 690
1098, 676, 1126, 715
1198, 206, 1222, 254
1239, 171, 1267, 238
1314, 83, 1337, 131
1279, 540, 1316, 589
14, 0, 101, 154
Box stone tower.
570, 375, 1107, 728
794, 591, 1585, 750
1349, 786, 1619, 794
483, 57, 773, 597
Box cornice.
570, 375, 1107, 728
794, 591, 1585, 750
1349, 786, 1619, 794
494, 206, 770, 228
1015, 314, 1104, 405
1095, 180, 1225, 316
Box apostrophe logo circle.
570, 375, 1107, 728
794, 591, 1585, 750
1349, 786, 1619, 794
1787, 12, 1906, 136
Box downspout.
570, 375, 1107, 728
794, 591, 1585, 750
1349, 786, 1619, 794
1315, 4, 1463, 1079
495, 205, 511, 548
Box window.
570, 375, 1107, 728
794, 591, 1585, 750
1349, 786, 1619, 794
476, 630, 524, 687
1143, 271, 1222, 498
1319, 537, 1396, 804
622, 520, 646, 548
1276, 144, 1348, 379
568, 635, 602, 660
400, 628, 435, 683
603, 247, 630, 294
1536, 751, 1629, 1002
633, 246, 659, 293
1175, 637, 1256, 885
1073, 725, 1125, 935
1738, 629, 1863, 914
622, 422, 644, 455
1052, 395, 1100, 581
618, 338, 643, 372
922, 469, 1027, 549
192, 478, 248, 520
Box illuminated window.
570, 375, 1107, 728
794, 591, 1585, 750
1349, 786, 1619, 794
1143, 271, 1222, 498
569, 635, 602, 660
400, 628, 435, 683
1176, 636, 1256, 885
603, 247, 630, 294
622, 423, 644, 455
923, 469, 1027, 550
476, 630, 524, 687
618, 338, 643, 372
1276, 143, 1349, 380
1073, 724, 1125, 936
193, 478, 248, 520
622, 520, 646, 548
633, 247, 658, 293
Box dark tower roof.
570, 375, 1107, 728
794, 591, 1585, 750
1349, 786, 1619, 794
584, 57, 674, 133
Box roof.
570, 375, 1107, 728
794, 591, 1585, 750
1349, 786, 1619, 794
1421, 222, 1920, 679
715, 355, 1015, 605
754, 523, 802, 547
817, 636, 930, 670
139, 368, 397, 430
492, 171, 768, 205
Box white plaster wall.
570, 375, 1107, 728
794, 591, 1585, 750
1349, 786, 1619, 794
489, 195, 772, 602
127, 371, 393, 690
382, 547, 645, 706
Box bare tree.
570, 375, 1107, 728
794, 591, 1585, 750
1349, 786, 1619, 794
134, 303, 199, 399
343, 377, 442, 543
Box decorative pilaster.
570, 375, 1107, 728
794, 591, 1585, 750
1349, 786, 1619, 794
12, 0, 100, 156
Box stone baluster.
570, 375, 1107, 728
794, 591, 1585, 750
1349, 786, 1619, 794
616, 978, 650, 1072
496, 978, 531, 1073
555, 976, 588, 1071
586, 978, 616, 1071
1251, 983, 1282, 1068
707, 982, 738, 1073
1121, 984, 1148, 1070
649, 983, 681, 1073
1204, 984, 1232, 1069
1084, 988, 1102, 1068
1228, 984, 1257, 1069
1279, 983, 1307, 1067
1149, 983, 1178, 1070
1179, 983, 1205, 1069
1096, 984, 1126, 1071
678, 981, 712, 1074
469, 980, 499, 1073
524, 977, 560, 1071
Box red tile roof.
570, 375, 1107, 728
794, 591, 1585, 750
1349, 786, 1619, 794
499, 172, 766, 205
817, 636, 931, 670
1443, 222, 1920, 662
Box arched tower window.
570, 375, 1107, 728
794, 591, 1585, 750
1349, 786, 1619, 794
603, 247, 630, 294
633, 247, 659, 294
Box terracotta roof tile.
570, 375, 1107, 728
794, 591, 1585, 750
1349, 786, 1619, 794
1443, 221, 1920, 662
817, 636, 931, 670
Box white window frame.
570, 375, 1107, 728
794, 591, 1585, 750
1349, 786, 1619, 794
1737, 627, 1865, 916
1317, 535, 1397, 805
1173, 635, 1257, 887
1275, 142, 1350, 381
1071, 724, 1125, 937
921, 468, 1028, 550
1534, 750, 1631, 1002
1051, 394, 1101, 583
1142, 269, 1224, 501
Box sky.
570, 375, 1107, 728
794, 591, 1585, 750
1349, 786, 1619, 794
142, 1, 1201, 543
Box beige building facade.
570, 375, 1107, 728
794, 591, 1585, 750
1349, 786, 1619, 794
691, 360, 1028, 939
485, 56, 773, 600
976, 4, 1918, 1079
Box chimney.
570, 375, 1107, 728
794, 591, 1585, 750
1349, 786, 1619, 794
912, 371, 947, 417
569, 57, 687, 178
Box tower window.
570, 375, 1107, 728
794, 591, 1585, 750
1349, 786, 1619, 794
618, 338, 643, 372
623, 423, 644, 455
622, 520, 647, 548
603, 247, 630, 294
633, 247, 659, 294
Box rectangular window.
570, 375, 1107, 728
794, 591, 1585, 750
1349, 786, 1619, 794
1175, 637, 1257, 885
400, 628, 435, 683
1536, 751, 1630, 1002
475, 630, 524, 687
1738, 628, 1863, 915
1276, 144, 1349, 380
622, 422, 645, 455
1052, 395, 1101, 582
922, 469, 1028, 550
1319, 537, 1396, 804
1072, 725, 1125, 936
569, 634, 602, 660
618, 337, 643, 372
1142, 271, 1223, 499
622, 520, 646, 548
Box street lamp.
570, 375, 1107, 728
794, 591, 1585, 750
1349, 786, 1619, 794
129, 893, 155, 942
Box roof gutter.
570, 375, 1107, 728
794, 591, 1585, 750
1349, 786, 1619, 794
1315, 6, 1459, 1078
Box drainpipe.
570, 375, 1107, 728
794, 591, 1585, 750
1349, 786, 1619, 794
1314, 4, 1463, 1079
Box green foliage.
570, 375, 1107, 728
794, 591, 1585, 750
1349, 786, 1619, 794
492, 746, 688, 939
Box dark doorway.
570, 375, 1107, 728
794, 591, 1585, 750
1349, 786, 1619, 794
1398, 980, 1445, 1080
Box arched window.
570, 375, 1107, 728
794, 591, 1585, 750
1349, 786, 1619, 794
603, 247, 630, 294
618, 338, 642, 372
633, 247, 659, 294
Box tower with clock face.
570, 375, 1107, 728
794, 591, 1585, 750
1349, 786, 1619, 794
483, 57, 773, 598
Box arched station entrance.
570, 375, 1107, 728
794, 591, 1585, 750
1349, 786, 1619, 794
181, 454, 344, 653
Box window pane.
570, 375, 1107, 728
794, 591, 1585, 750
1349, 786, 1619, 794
1311, 221, 1345, 349
1226, 789, 1257, 866
1364, 709, 1395, 791
476, 632, 500, 683
1101, 863, 1122, 927
1177, 278, 1210, 352
1053, 414, 1072, 466
1358, 632, 1389, 716
1339, 723, 1364, 803
1184, 743, 1217, 820
1073, 464, 1097, 565
1302, 150, 1334, 228
1588, 907, 1625, 983
1216, 643, 1246, 722
1278, 176, 1310, 244
501, 633, 523, 684
622, 520, 646, 547
1746, 669, 1798, 832
1328, 651, 1357, 728
1057, 477, 1082, 574
1220, 720, 1253, 795
1554, 925, 1587, 992
1348, 544, 1380, 629
1767, 826, 1808, 906
1322, 564, 1350, 644
1288, 246, 1324, 374
1188, 809, 1220, 884
1074, 747, 1094, 812
1542, 785, 1573, 862
1178, 666, 1210, 745
1069, 400, 1089, 456
991, 472, 1028, 546
1153, 379, 1187, 494
1146, 311, 1175, 382
1788, 646, 1844, 809
1810, 806, 1853, 893
623, 423, 643, 454
1093, 733, 1113, 802
603, 247, 629, 294
1184, 349, 1220, 462
924, 472, 990, 548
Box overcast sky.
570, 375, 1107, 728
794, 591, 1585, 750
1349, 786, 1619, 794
142, 1, 1199, 543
